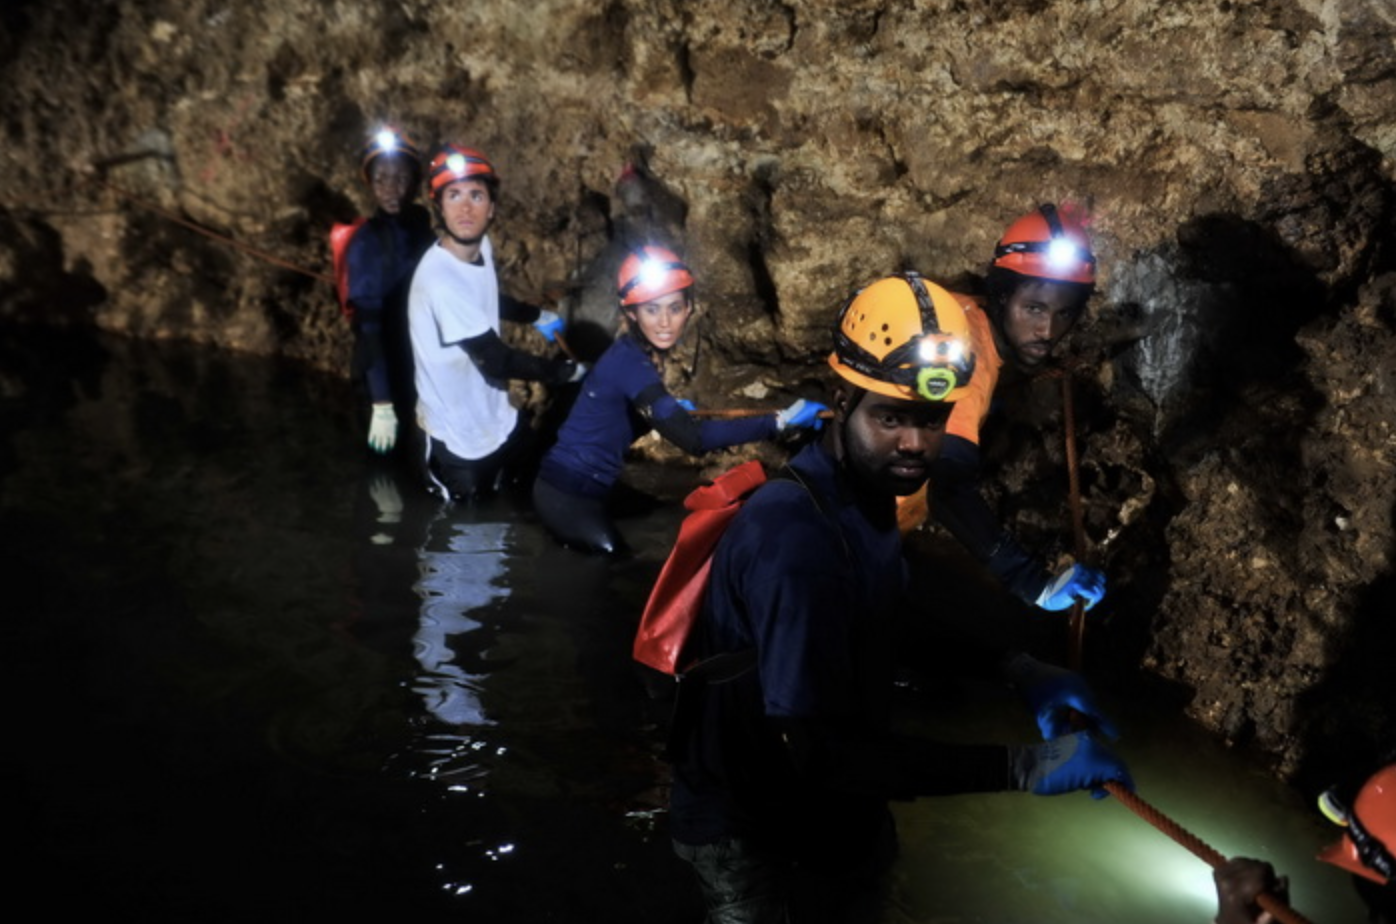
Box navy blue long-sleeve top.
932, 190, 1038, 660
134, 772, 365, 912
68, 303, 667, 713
538, 333, 778, 498
346, 204, 434, 402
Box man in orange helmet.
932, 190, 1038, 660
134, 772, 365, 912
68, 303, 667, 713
1214, 763, 1396, 923
408, 144, 583, 501
918, 204, 1108, 614
668, 272, 1131, 924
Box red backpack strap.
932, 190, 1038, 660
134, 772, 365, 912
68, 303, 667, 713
329, 217, 368, 319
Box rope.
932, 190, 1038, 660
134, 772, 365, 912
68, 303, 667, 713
1102, 781, 1317, 924
93, 177, 334, 285
689, 408, 835, 420
1061, 372, 1088, 671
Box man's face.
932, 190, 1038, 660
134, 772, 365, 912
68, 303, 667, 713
438, 178, 495, 244
837, 388, 950, 497
370, 156, 416, 215
999, 279, 1083, 369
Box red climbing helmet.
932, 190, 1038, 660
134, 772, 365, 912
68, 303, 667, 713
991, 203, 1097, 285
618, 246, 694, 307
428, 144, 497, 198
360, 126, 423, 184
1317, 763, 1396, 884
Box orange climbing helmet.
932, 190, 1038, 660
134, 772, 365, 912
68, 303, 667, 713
428, 144, 497, 199
829, 272, 975, 403
618, 245, 694, 307
1317, 764, 1396, 885
360, 126, 423, 184
991, 203, 1097, 286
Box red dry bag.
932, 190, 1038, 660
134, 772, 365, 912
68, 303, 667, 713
633, 460, 768, 676
329, 217, 367, 319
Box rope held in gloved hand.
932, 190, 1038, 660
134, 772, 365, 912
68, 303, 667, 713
1101, 781, 1315, 924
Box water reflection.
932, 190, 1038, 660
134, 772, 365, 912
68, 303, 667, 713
410, 513, 510, 728
3, 327, 1370, 923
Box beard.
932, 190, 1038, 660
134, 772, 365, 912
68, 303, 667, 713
839, 425, 930, 498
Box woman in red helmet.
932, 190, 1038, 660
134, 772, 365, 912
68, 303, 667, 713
1215, 763, 1396, 922
532, 245, 825, 554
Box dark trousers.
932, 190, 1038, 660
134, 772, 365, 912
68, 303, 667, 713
423, 416, 534, 502
531, 475, 623, 554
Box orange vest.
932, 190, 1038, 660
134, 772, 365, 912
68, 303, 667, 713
896, 292, 1001, 534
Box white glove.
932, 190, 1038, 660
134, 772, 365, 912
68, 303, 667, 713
368, 403, 398, 454
567, 361, 589, 383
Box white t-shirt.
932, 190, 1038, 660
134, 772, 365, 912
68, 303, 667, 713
408, 235, 518, 460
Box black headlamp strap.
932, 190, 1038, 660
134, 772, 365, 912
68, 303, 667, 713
900, 271, 942, 336
1038, 202, 1065, 239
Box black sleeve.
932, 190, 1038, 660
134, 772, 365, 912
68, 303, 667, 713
459, 329, 575, 384
773, 716, 1012, 801
635, 383, 705, 454
930, 434, 1050, 604
499, 292, 542, 324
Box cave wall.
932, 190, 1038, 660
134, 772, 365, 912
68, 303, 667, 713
1, 0, 1394, 780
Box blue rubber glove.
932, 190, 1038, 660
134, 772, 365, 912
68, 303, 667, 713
1009, 731, 1134, 798
1035, 563, 1107, 612
533, 309, 565, 343
1003, 652, 1119, 741
676, 399, 697, 412
775, 399, 828, 431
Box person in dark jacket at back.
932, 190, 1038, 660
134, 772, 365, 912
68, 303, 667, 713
346, 127, 436, 456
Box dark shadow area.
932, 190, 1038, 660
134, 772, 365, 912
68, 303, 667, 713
1158, 213, 1329, 463
1292, 545, 1396, 798
0, 212, 108, 326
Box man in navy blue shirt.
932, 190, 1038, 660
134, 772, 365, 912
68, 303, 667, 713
669, 272, 1133, 923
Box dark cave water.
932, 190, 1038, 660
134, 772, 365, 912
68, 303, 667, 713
1, 326, 1367, 923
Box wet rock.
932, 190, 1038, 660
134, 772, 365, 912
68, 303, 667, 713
1, 0, 1394, 780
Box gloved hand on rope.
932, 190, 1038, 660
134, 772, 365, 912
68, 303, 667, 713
368, 403, 398, 454
533, 309, 566, 343
1035, 562, 1107, 612
776, 399, 829, 432
1008, 730, 1133, 798
1003, 652, 1119, 741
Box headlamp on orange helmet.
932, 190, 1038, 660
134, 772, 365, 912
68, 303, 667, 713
428, 144, 498, 199
828, 272, 975, 403
1317, 764, 1396, 885
617, 246, 694, 307
992, 203, 1097, 286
